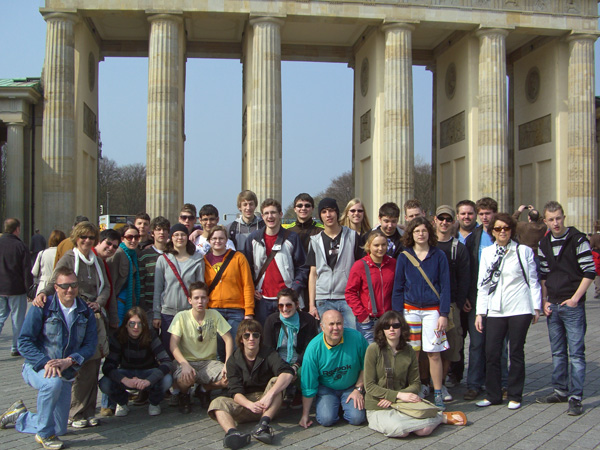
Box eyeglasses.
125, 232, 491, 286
493, 226, 511, 233
79, 235, 94, 241
179, 215, 195, 221
382, 322, 402, 330
295, 203, 312, 209
349, 209, 364, 214
56, 282, 78, 290
197, 326, 204, 342
123, 234, 140, 241
436, 216, 453, 223
278, 303, 294, 311
242, 332, 261, 340
128, 321, 142, 328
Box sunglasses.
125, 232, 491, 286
436, 216, 453, 223
295, 203, 312, 209
123, 234, 140, 241
180, 215, 195, 221
349, 209, 364, 214
56, 282, 78, 290
242, 332, 261, 340
493, 226, 511, 232
382, 322, 402, 330
128, 321, 142, 328
197, 326, 204, 342
106, 242, 119, 250
278, 303, 294, 311
79, 235, 95, 241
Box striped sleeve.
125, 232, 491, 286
576, 237, 596, 279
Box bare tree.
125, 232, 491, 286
414, 157, 433, 215
98, 157, 146, 215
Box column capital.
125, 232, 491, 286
476, 28, 510, 39
566, 31, 599, 44
42, 12, 79, 25
147, 13, 184, 24
381, 22, 416, 34
7, 122, 26, 129
249, 16, 285, 28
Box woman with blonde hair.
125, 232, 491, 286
340, 198, 372, 236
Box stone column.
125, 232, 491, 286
567, 33, 597, 232
41, 12, 77, 235
382, 23, 414, 207
507, 64, 515, 209
147, 14, 184, 222
6, 123, 25, 221
248, 17, 283, 203
428, 64, 437, 203
476, 28, 509, 211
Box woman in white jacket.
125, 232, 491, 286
475, 212, 541, 410
31, 230, 66, 295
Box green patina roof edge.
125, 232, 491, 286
0, 78, 42, 92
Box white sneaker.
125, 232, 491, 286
115, 404, 130, 417
508, 401, 521, 410
441, 385, 453, 402
419, 384, 430, 399
148, 404, 161, 416
70, 419, 88, 428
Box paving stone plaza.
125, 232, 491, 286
1, 291, 599, 450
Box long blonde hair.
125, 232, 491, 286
340, 198, 371, 235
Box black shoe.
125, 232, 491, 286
252, 423, 274, 444
536, 392, 568, 404
132, 390, 149, 406
223, 429, 251, 449
10, 350, 20, 357
463, 389, 480, 401
178, 393, 192, 414
567, 398, 583, 416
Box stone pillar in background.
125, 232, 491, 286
567, 33, 597, 232
41, 12, 77, 235
477, 28, 508, 211
6, 123, 25, 222
382, 23, 414, 207
146, 14, 184, 222
248, 17, 283, 203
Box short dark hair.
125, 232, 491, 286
236, 319, 263, 349
403, 199, 422, 214
54, 266, 76, 280
74, 216, 89, 227
48, 230, 67, 247
119, 223, 139, 238
3, 218, 20, 234
475, 197, 498, 213
99, 228, 120, 243
379, 202, 400, 219
543, 201, 564, 218
374, 311, 410, 350
199, 204, 219, 218
277, 288, 299, 307
188, 281, 208, 297
180, 203, 197, 217
456, 199, 476, 212
293, 193, 314, 208
402, 216, 437, 248
487, 213, 517, 241
150, 216, 171, 232
261, 198, 282, 214
135, 212, 150, 222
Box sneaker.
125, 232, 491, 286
10, 350, 20, 357
168, 392, 180, 407
179, 393, 192, 414
115, 404, 130, 417
441, 385, 453, 402
0, 400, 26, 428
508, 401, 521, 410
536, 392, 568, 404
567, 398, 583, 416
419, 384, 430, 399
100, 407, 114, 417
434, 392, 446, 411
445, 375, 459, 388
35, 434, 63, 450
463, 389, 480, 401
223, 429, 251, 449
88, 417, 100, 427
71, 419, 89, 428
476, 399, 492, 407
252, 423, 274, 444
149, 404, 161, 416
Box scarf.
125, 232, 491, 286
277, 312, 300, 363
92, 248, 113, 311
73, 248, 105, 297
481, 243, 508, 296
117, 243, 141, 325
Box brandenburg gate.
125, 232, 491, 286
30, 1, 599, 234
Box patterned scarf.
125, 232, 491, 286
73, 248, 104, 297
117, 243, 140, 325
481, 244, 508, 295
277, 311, 300, 363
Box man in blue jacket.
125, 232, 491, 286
0, 267, 97, 450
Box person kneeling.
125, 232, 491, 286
364, 311, 466, 438
99, 307, 173, 416
208, 319, 294, 449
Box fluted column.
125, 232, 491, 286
6, 123, 25, 221
249, 17, 283, 202
567, 33, 597, 232
382, 23, 414, 206
42, 12, 77, 234
147, 14, 184, 221
477, 28, 509, 211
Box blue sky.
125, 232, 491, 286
1, 3, 597, 219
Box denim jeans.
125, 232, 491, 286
213, 308, 244, 361
547, 303, 587, 399
315, 385, 366, 426
160, 313, 175, 359
467, 308, 486, 390
356, 317, 376, 344
0, 294, 27, 352
99, 370, 173, 406
255, 298, 278, 326
16, 364, 72, 438
316, 299, 356, 329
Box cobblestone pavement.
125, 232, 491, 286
1, 296, 599, 450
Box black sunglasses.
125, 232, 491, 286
382, 322, 402, 330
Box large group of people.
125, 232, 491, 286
0, 190, 596, 450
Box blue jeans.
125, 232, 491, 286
16, 364, 72, 438
255, 298, 278, 326
160, 313, 175, 359
0, 294, 27, 352
316, 299, 356, 329
99, 370, 173, 406
356, 318, 376, 344
315, 385, 366, 426
467, 308, 486, 390
213, 308, 244, 361
547, 303, 587, 399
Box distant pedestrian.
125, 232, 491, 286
30, 229, 47, 263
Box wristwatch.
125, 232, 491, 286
355, 386, 364, 395
68, 357, 78, 367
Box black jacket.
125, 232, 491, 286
465, 226, 484, 305
263, 311, 320, 366
0, 233, 32, 295
437, 238, 470, 310
226, 346, 294, 397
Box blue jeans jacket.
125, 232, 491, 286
18, 294, 97, 379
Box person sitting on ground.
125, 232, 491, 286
364, 310, 466, 438
99, 306, 173, 417
169, 281, 233, 413
208, 319, 295, 450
